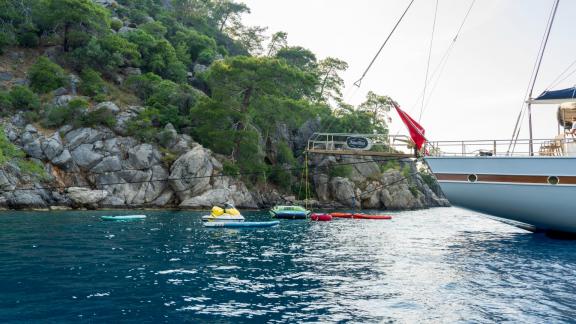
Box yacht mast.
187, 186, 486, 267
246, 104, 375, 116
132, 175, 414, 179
527, 0, 560, 156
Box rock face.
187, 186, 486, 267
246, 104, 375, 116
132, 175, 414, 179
0, 118, 262, 209
311, 155, 449, 210
0, 112, 447, 211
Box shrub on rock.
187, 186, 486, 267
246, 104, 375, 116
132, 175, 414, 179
28, 57, 67, 94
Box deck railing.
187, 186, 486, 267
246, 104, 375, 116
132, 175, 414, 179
306, 133, 416, 157
426, 137, 575, 157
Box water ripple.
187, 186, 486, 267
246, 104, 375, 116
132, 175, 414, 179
1, 208, 576, 322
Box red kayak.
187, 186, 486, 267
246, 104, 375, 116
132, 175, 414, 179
310, 213, 333, 221
330, 212, 392, 220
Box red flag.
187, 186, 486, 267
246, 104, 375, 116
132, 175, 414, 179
393, 102, 426, 150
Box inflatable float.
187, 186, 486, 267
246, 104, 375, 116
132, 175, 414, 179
101, 215, 146, 221
310, 213, 332, 221
203, 221, 280, 228
330, 213, 392, 220
270, 205, 311, 219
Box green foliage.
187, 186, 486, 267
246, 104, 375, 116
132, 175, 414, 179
329, 165, 353, 178
197, 48, 215, 65
28, 57, 67, 94
276, 141, 295, 165
401, 164, 411, 178
18, 159, 48, 180
127, 74, 200, 129
80, 108, 116, 128
419, 170, 437, 189
140, 21, 167, 39
125, 108, 161, 142
380, 160, 400, 173
0, 32, 13, 54
124, 30, 187, 82
222, 160, 240, 177
110, 18, 123, 31
42, 98, 88, 128
171, 29, 218, 62
16, 23, 40, 48
73, 34, 140, 75
276, 46, 317, 71
40, 0, 110, 51
316, 57, 348, 103
269, 165, 291, 190
409, 186, 419, 198
79, 68, 107, 97
0, 126, 25, 164
125, 72, 162, 100
0, 91, 12, 115
23, 111, 41, 123
9, 86, 40, 110
160, 148, 178, 168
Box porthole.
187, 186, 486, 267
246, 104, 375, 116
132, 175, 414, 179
547, 176, 560, 185
467, 174, 478, 183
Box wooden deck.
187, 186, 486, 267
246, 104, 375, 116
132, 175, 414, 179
306, 133, 415, 158
306, 149, 414, 158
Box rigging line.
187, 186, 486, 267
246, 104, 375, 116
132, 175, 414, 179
528, 0, 560, 101
353, 0, 416, 87
419, 0, 439, 122
391, 0, 476, 139
547, 65, 576, 92
507, 0, 559, 154
544, 57, 576, 91
527, 0, 560, 156
7, 156, 408, 192
407, 0, 475, 116
418, 0, 476, 118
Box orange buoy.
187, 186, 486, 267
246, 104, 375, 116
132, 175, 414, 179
330, 212, 354, 218
310, 213, 333, 221
351, 213, 392, 220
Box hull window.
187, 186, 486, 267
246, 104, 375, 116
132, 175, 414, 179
467, 174, 478, 183
547, 176, 560, 185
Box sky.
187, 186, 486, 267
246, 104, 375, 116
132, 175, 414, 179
240, 0, 576, 142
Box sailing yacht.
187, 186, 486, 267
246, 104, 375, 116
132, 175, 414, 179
424, 0, 576, 234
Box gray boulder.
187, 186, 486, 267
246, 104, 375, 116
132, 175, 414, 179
329, 177, 356, 207
95, 101, 120, 114
91, 156, 122, 173
67, 187, 108, 205
118, 26, 136, 34
71, 144, 104, 169
6, 191, 47, 209
65, 128, 104, 150
169, 146, 213, 200
23, 139, 44, 160
51, 149, 73, 170
127, 144, 161, 169
0, 170, 17, 190
10, 113, 26, 127
42, 133, 64, 160
0, 72, 13, 81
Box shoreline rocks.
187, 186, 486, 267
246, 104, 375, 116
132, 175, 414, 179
0, 117, 448, 211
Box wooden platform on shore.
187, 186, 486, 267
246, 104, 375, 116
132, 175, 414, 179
306, 149, 414, 158
306, 133, 416, 158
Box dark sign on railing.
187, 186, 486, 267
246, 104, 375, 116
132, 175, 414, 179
346, 136, 372, 150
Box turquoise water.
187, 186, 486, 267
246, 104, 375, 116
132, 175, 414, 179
1, 208, 576, 322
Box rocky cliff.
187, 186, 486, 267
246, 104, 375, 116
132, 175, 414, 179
0, 106, 449, 211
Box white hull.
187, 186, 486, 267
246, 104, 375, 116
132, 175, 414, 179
425, 156, 576, 233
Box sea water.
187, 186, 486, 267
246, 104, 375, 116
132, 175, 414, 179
1, 208, 575, 322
